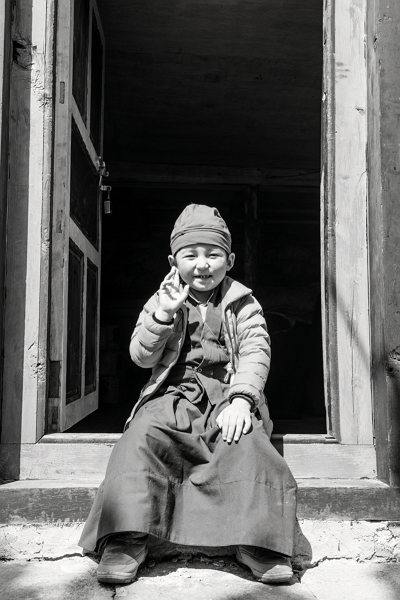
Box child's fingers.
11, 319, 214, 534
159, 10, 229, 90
225, 415, 238, 444
221, 413, 231, 442
173, 268, 180, 289
233, 418, 243, 442
242, 414, 252, 435
234, 415, 249, 442
180, 284, 190, 301
216, 410, 224, 429
160, 269, 175, 288
217, 408, 252, 443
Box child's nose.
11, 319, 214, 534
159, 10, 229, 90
196, 258, 209, 269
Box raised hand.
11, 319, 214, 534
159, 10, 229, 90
155, 267, 190, 322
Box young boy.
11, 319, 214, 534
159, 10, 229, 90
79, 204, 297, 585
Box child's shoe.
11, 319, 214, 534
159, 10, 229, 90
97, 533, 148, 584
236, 545, 293, 584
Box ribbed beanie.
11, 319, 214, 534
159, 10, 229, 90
170, 204, 232, 255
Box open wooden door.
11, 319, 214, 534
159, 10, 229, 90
48, 0, 105, 432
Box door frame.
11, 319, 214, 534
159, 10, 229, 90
1, 0, 55, 448
0, 0, 397, 488
321, 0, 374, 445
366, 0, 400, 486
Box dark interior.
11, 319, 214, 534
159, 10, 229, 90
67, 0, 325, 434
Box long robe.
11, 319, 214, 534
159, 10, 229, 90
79, 292, 297, 556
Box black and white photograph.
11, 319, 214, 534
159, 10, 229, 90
0, 0, 400, 598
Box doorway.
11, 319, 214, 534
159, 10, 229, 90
67, 186, 325, 434
65, 0, 324, 434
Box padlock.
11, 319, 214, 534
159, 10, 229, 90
103, 187, 112, 214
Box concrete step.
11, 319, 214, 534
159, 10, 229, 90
2, 555, 400, 600
1, 517, 400, 579
0, 557, 315, 600
0, 478, 399, 524
2, 546, 400, 600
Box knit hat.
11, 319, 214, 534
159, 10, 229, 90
170, 204, 232, 255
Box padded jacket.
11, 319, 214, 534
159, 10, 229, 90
126, 276, 273, 435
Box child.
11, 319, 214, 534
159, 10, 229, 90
79, 204, 297, 585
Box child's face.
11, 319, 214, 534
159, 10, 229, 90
169, 244, 235, 296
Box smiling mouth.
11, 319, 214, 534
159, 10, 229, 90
194, 275, 211, 279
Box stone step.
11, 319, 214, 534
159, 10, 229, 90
0, 478, 399, 524
0, 433, 377, 480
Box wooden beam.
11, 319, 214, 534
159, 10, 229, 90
321, 0, 373, 444
2, 0, 55, 444
107, 162, 320, 188
367, 0, 387, 484
0, 438, 377, 480
367, 0, 400, 486
0, 479, 397, 523
0, 0, 12, 431
296, 479, 400, 520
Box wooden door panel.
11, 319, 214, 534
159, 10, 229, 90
85, 259, 98, 395
72, 0, 90, 121
90, 10, 104, 153
66, 241, 84, 403
70, 120, 100, 248
49, 0, 105, 432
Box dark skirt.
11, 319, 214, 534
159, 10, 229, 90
78, 389, 297, 556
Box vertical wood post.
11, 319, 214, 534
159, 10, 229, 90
244, 186, 259, 293
367, 0, 400, 485
322, 0, 374, 444
0, 0, 12, 427
2, 0, 55, 444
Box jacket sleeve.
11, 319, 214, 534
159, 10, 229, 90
228, 295, 271, 406
129, 293, 176, 368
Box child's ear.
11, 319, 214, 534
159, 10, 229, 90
168, 255, 177, 268
226, 253, 235, 271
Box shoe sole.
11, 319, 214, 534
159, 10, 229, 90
97, 545, 148, 585
236, 555, 293, 584
259, 571, 294, 584
97, 568, 138, 584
